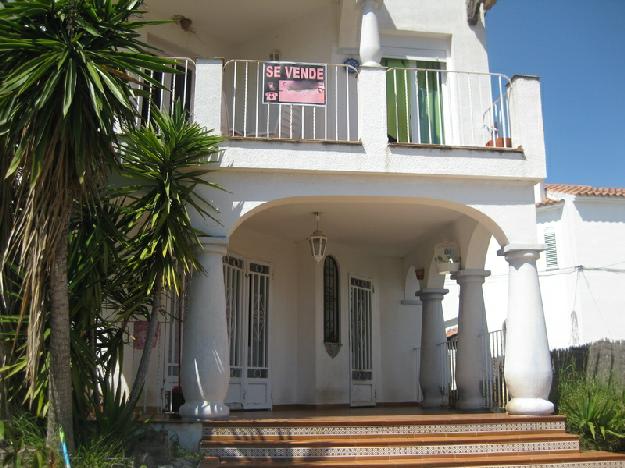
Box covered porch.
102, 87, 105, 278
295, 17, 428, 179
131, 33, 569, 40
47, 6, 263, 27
177, 193, 554, 419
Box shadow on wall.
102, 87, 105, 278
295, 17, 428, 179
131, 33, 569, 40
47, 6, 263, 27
576, 201, 625, 224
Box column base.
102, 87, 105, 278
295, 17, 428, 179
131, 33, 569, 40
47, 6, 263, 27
421, 397, 448, 409
456, 398, 488, 410
179, 400, 230, 419
506, 397, 554, 415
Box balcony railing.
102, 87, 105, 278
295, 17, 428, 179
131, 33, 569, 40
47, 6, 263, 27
135, 57, 195, 126
386, 67, 512, 148
222, 60, 359, 143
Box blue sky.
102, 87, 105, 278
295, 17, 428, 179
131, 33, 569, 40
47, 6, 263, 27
486, 0, 625, 187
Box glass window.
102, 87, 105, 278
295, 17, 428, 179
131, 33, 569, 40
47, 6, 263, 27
323, 256, 340, 344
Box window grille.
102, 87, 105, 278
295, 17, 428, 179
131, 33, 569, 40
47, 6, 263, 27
323, 256, 340, 344
544, 227, 558, 269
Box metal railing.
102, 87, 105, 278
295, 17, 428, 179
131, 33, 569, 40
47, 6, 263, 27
446, 329, 508, 410
386, 68, 512, 148
223, 60, 359, 142
135, 57, 195, 126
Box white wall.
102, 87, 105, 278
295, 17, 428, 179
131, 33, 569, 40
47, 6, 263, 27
444, 195, 625, 350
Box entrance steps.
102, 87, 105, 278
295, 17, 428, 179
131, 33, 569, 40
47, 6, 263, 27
199, 411, 625, 467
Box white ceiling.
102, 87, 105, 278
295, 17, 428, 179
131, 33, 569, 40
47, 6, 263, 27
145, 0, 336, 47
238, 201, 465, 257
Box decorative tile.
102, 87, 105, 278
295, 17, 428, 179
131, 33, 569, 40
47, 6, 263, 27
201, 440, 580, 459
204, 420, 565, 437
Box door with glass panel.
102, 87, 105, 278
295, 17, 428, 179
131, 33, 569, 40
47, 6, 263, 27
223, 256, 272, 409
349, 276, 376, 407
384, 58, 445, 145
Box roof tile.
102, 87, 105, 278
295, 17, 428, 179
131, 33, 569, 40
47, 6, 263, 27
545, 184, 625, 198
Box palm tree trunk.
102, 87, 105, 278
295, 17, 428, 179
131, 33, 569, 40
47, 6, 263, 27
46, 208, 75, 452
127, 275, 163, 414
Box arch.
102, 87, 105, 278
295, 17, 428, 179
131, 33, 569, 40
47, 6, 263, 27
228, 195, 509, 245
404, 265, 422, 302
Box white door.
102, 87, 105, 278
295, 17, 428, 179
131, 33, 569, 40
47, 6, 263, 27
349, 276, 376, 407
223, 256, 272, 410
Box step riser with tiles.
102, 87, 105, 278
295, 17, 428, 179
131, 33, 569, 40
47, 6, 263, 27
203, 420, 566, 439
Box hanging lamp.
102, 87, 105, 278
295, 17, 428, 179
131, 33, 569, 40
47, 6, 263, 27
308, 212, 328, 263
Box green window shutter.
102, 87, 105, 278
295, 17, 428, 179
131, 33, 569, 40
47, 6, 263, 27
384, 58, 410, 142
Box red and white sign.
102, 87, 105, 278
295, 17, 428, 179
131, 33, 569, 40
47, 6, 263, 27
262, 62, 327, 106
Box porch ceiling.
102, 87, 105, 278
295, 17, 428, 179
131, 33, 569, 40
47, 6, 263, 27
144, 0, 336, 47
238, 201, 465, 257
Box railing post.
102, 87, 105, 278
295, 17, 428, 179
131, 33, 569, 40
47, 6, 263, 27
358, 66, 388, 152
193, 58, 224, 135
508, 75, 547, 178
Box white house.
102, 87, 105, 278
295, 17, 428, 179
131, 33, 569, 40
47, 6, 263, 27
121, 0, 556, 420
444, 183, 625, 351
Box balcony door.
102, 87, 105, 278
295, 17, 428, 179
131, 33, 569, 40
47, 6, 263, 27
223, 256, 272, 410
384, 58, 445, 145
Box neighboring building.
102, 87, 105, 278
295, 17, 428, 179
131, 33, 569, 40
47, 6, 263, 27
121, 0, 557, 418
445, 184, 625, 350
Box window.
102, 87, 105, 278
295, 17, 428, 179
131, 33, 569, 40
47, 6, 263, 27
384, 58, 445, 144
543, 227, 558, 269
323, 256, 340, 346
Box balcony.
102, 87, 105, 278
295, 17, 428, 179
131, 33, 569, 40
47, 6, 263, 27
143, 58, 546, 181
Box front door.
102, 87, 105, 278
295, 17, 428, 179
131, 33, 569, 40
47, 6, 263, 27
223, 256, 272, 410
349, 276, 376, 407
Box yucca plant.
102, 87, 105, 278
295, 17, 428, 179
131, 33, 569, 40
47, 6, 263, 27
558, 366, 625, 451
116, 101, 223, 414
0, 0, 173, 449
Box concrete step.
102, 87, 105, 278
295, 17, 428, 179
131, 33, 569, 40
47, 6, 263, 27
202, 450, 625, 467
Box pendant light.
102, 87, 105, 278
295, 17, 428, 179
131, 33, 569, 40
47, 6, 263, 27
308, 212, 328, 263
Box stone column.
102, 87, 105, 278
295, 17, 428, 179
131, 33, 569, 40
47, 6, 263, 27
417, 288, 449, 408
179, 240, 230, 419
359, 0, 382, 66
501, 245, 554, 415
452, 269, 491, 409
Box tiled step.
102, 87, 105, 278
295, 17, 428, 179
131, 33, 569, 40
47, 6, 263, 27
203, 414, 566, 439
201, 433, 579, 460
204, 450, 625, 467
200, 412, 625, 467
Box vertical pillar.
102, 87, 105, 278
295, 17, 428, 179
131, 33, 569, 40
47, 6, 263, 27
417, 288, 449, 408
453, 269, 491, 409
192, 58, 224, 135
501, 245, 554, 415
179, 240, 230, 419
359, 0, 382, 67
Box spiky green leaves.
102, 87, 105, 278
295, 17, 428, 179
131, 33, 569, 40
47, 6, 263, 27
117, 101, 224, 296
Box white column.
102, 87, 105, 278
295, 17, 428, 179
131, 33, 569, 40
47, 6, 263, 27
359, 0, 382, 66
453, 269, 490, 410
502, 245, 554, 415
417, 288, 449, 408
193, 58, 224, 135
179, 240, 230, 419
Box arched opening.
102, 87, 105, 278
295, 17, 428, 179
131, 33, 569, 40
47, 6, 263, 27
223, 196, 508, 409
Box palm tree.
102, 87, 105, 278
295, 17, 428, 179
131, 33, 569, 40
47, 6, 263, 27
0, 0, 173, 450
116, 101, 223, 414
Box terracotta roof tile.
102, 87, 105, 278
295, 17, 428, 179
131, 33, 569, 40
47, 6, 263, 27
545, 184, 625, 198
537, 197, 564, 208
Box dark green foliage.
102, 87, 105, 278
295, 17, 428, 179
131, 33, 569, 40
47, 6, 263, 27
553, 342, 625, 453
